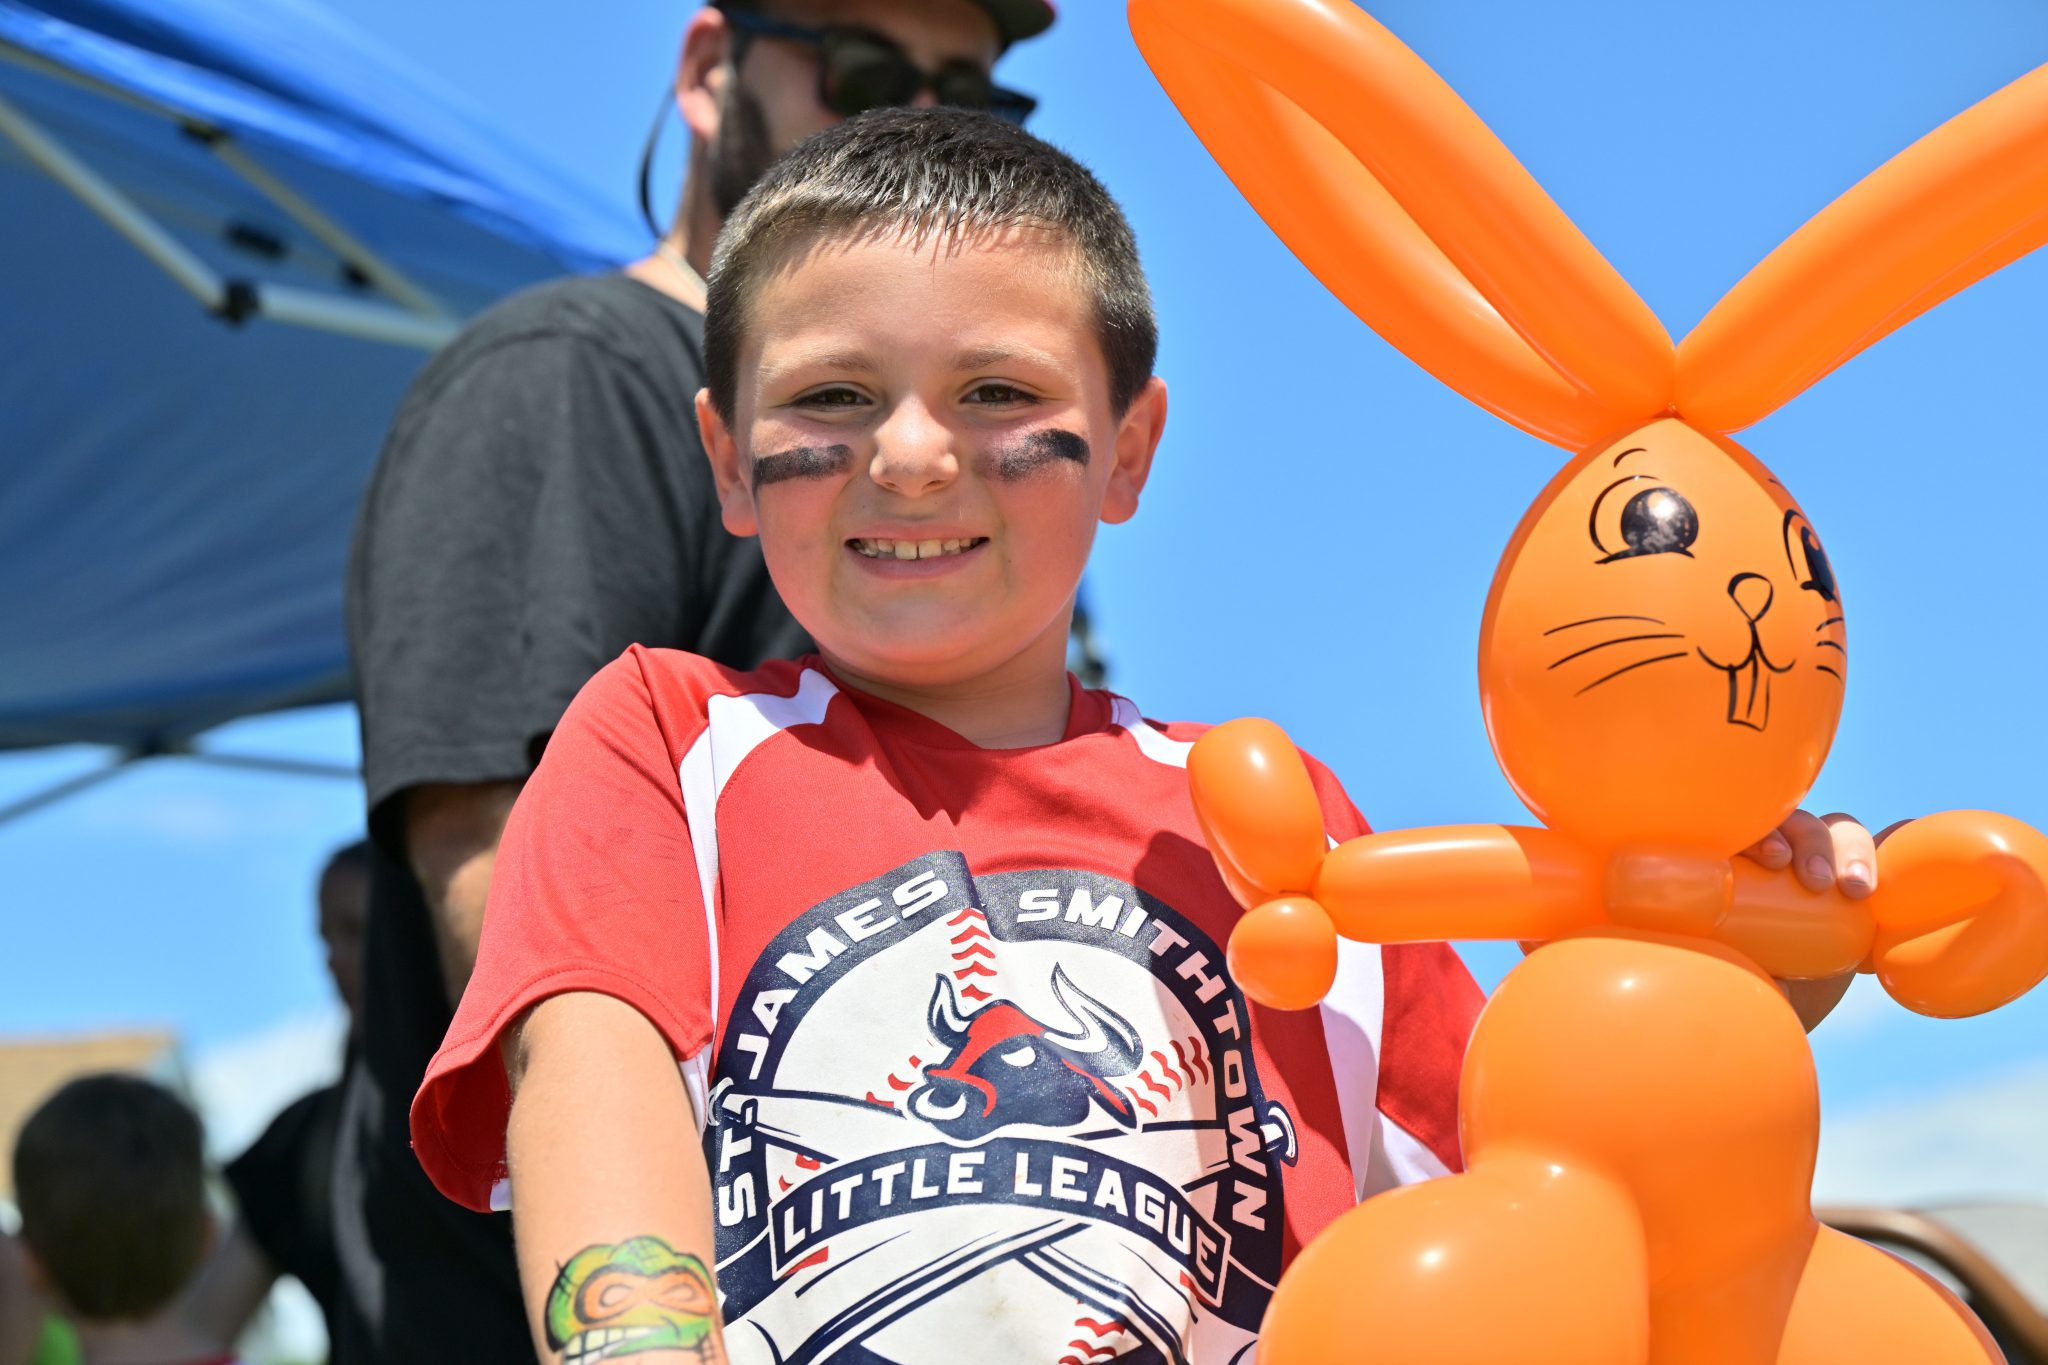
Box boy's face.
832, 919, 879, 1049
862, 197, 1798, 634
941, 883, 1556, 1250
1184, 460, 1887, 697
701, 228, 1165, 690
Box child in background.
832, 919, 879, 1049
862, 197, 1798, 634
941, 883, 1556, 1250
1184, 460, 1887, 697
7, 1076, 239, 1365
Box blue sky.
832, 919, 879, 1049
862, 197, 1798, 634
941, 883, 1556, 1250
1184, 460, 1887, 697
3, 0, 2046, 1205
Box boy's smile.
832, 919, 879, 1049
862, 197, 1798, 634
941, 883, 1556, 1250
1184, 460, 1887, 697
700, 226, 1165, 718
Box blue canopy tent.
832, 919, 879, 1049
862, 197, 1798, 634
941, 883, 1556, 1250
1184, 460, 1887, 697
0, 0, 644, 815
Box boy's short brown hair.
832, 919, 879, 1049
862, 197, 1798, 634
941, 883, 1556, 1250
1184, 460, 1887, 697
705, 107, 1157, 423
13, 1074, 209, 1320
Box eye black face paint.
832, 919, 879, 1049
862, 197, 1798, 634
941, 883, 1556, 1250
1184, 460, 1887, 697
989, 428, 1090, 480
752, 444, 853, 487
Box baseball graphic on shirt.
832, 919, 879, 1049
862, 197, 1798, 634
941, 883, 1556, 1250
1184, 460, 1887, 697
706, 852, 1297, 1365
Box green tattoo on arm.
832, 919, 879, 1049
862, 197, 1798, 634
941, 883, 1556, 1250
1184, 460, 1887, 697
544, 1237, 721, 1364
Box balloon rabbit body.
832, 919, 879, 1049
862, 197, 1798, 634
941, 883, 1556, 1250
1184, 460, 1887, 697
1133, 1, 2048, 1361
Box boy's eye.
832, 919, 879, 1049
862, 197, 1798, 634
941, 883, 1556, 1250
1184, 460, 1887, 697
966, 382, 1034, 405
795, 386, 870, 409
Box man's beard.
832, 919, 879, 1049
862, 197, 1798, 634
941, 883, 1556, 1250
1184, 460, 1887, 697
709, 78, 779, 219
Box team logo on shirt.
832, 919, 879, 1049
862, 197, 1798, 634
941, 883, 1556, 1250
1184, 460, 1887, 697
704, 852, 1297, 1365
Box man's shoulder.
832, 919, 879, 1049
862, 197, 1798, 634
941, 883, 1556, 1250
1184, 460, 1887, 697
406, 273, 702, 396
456, 272, 698, 347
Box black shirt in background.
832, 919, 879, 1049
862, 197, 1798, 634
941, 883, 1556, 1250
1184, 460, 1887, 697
224, 1074, 346, 1344
336, 273, 808, 1365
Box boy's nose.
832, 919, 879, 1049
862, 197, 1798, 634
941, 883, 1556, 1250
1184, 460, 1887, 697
869, 404, 959, 497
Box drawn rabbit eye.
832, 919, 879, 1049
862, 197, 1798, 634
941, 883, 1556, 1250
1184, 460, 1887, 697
1590, 475, 1699, 563
1798, 528, 1837, 603
1781, 510, 1839, 604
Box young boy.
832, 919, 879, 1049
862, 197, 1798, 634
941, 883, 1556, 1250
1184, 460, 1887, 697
406, 107, 1477, 1364
408, 109, 1868, 1363
7, 1075, 239, 1365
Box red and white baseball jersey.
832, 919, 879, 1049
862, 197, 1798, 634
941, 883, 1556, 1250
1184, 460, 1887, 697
413, 647, 1481, 1364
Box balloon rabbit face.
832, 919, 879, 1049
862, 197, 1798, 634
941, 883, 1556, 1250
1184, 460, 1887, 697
1482, 419, 1847, 852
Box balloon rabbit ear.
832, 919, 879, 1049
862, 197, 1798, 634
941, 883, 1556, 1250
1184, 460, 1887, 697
1129, 0, 1673, 450
1188, 718, 1327, 907
1679, 61, 2048, 432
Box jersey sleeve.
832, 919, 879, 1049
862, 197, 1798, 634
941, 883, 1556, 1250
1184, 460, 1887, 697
347, 331, 705, 855
1300, 754, 1483, 1195
409, 647, 714, 1211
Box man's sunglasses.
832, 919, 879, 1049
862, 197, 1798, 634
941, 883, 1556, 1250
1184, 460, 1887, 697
721, 11, 1038, 126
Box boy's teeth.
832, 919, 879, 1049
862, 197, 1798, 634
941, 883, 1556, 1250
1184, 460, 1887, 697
858, 537, 980, 560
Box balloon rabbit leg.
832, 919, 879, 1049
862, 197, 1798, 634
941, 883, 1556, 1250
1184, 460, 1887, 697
1774, 1226, 2001, 1364
1256, 1154, 1648, 1365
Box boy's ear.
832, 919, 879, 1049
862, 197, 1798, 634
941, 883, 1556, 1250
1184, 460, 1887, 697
695, 389, 761, 538
1101, 376, 1168, 527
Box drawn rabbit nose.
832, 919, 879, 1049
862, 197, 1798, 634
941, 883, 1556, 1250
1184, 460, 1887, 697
1728, 572, 1775, 623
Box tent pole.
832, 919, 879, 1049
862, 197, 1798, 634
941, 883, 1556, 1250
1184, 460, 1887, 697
0, 759, 135, 830
0, 89, 227, 312
1, 41, 450, 328
183, 751, 358, 781
0, 748, 357, 831
252, 284, 457, 348
199, 136, 451, 322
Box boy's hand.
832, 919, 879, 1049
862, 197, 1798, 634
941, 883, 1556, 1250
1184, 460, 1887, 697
1739, 810, 1896, 899
1740, 811, 1914, 1030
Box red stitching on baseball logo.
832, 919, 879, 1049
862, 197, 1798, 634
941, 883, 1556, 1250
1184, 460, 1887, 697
785, 1247, 830, 1275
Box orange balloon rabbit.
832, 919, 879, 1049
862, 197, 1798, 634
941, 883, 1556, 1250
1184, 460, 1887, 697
1137, 1, 2048, 1362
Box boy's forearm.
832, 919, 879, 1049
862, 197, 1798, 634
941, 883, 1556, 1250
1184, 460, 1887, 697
508, 992, 728, 1364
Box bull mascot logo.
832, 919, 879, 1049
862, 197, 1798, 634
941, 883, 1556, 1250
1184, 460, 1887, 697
907, 966, 1143, 1139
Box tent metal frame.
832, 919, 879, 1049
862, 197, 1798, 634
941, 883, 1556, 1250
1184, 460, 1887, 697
0, 742, 358, 830
0, 39, 457, 349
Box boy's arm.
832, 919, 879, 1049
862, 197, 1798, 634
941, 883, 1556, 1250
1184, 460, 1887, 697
508, 992, 726, 1365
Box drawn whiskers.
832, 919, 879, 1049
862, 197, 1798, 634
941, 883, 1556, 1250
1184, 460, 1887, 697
1544, 617, 1690, 697
1814, 616, 1847, 682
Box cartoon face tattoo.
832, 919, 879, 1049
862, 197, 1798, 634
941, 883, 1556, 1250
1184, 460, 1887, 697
753, 444, 854, 487
987, 428, 1090, 480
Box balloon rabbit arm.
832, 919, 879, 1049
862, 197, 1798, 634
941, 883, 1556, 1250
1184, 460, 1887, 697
1718, 860, 1876, 982
1187, 717, 1329, 906
1859, 810, 2048, 1018
1314, 825, 1601, 944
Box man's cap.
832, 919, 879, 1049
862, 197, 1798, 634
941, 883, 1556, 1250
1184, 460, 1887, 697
974, 0, 1056, 44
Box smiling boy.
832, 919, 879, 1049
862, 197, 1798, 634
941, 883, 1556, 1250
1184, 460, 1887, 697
406, 110, 1484, 1364
404, 104, 1894, 1363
